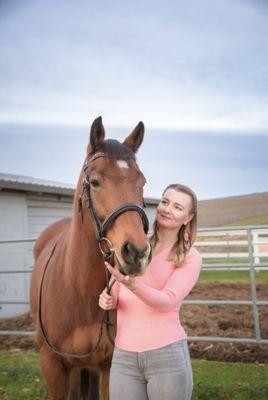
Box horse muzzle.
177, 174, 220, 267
115, 242, 151, 276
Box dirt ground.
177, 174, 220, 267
0, 280, 267, 364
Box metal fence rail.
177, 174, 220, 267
0, 225, 268, 345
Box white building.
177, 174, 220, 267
0, 173, 158, 318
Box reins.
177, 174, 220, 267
37, 151, 149, 359
38, 243, 116, 359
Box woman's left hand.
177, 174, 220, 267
105, 262, 136, 291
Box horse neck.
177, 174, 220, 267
65, 190, 106, 301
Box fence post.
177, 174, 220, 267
226, 231, 230, 268
247, 228, 261, 343
252, 231, 260, 264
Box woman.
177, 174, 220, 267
99, 183, 202, 400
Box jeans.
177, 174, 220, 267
110, 339, 194, 400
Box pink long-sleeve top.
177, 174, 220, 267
112, 245, 202, 352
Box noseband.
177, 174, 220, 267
78, 151, 149, 260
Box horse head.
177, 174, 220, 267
79, 116, 151, 276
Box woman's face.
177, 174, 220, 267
156, 188, 194, 230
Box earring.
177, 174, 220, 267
183, 224, 191, 251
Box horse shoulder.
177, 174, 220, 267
34, 218, 71, 260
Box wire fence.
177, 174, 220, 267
0, 225, 268, 344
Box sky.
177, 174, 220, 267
0, 0, 267, 200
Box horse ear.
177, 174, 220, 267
123, 122, 144, 153
87, 116, 105, 153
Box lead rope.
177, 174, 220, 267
104, 267, 116, 346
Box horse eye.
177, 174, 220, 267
90, 179, 100, 188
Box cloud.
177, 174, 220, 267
0, 0, 268, 132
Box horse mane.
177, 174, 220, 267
95, 139, 136, 162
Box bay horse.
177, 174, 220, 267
30, 116, 151, 400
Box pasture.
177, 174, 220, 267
199, 270, 268, 281
0, 351, 267, 400
198, 193, 268, 228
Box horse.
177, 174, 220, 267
30, 116, 151, 400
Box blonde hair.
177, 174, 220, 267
150, 183, 198, 267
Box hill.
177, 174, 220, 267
198, 192, 268, 227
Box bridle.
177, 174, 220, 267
78, 151, 149, 260
38, 151, 149, 359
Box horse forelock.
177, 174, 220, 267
96, 139, 136, 162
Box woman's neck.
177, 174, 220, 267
156, 226, 181, 248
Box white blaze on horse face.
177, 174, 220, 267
117, 160, 129, 169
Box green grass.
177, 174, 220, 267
0, 352, 267, 400
0, 352, 46, 399
199, 270, 268, 281
192, 359, 268, 400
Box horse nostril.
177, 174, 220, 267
124, 242, 132, 254
122, 241, 134, 264
121, 241, 148, 265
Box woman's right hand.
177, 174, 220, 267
98, 288, 117, 310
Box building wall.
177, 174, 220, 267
0, 191, 73, 319
26, 195, 73, 268
0, 192, 29, 318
